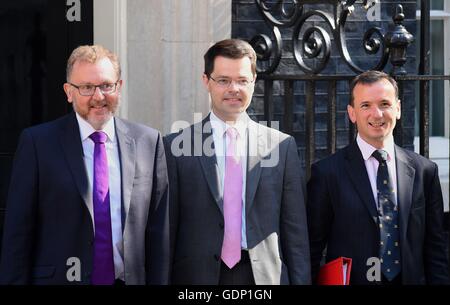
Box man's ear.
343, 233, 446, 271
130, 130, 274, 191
396, 99, 401, 120
63, 83, 73, 103
347, 104, 356, 124
116, 79, 123, 95
202, 74, 210, 91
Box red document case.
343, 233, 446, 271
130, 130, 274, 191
317, 257, 352, 285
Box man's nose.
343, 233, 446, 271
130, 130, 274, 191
371, 106, 383, 117
228, 80, 242, 92
92, 86, 105, 100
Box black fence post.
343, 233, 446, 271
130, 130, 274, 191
419, 0, 431, 158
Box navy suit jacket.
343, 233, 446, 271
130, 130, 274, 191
0, 112, 169, 284
307, 141, 449, 285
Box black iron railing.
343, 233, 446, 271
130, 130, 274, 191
247, 0, 450, 179
255, 74, 450, 178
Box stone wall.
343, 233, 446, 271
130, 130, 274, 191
125, 0, 231, 134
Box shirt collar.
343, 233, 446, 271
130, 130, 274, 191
356, 134, 395, 162
75, 112, 116, 143
209, 110, 249, 138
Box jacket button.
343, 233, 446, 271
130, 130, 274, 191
214, 254, 220, 261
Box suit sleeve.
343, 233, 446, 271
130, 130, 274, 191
145, 132, 170, 284
306, 160, 333, 284
0, 129, 37, 284
424, 163, 450, 284
280, 136, 311, 284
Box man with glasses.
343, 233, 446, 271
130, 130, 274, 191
164, 39, 311, 285
0, 45, 169, 285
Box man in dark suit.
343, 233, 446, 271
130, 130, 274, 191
0, 45, 169, 285
307, 70, 449, 285
164, 39, 310, 285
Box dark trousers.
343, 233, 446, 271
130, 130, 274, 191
219, 250, 255, 285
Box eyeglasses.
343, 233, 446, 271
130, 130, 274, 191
68, 81, 119, 96
209, 76, 254, 89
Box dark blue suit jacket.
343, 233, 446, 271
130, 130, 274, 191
307, 141, 449, 285
0, 112, 169, 284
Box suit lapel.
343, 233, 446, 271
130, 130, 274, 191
344, 141, 379, 224
60, 113, 90, 212
197, 116, 223, 213
115, 118, 136, 223
245, 120, 263, 214
394, 146, 415, 242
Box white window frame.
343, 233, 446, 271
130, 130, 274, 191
417, 5, 450, 138
415, 4, 450, 213
444, 2, 450, 138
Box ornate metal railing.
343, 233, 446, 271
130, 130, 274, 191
250, 0, 414, 75
245, 0, 450, 178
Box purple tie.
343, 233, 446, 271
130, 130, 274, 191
221, 127, 242, 269
89, 131, 115, 285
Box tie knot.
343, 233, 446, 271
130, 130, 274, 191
226, 127, 239, 140
89, 131, 108, 144
372, 149, 388, 163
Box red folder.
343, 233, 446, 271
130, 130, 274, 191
317, 257, 352, 285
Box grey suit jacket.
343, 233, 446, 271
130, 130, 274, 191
164, 114, 311, 285
0, 112, 169, 285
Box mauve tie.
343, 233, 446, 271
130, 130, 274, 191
89, 131, 115, 285
221, 127, 242, 269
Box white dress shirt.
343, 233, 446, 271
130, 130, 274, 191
356, 134, 398, 209
210, 111, 249, 249
75, 113, 124, 280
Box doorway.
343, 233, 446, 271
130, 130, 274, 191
0, 0, 93, 248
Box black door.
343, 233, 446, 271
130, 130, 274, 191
0, 0, 93, 249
